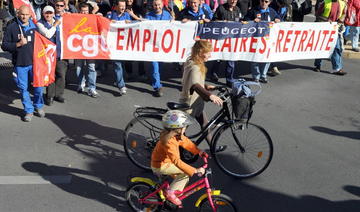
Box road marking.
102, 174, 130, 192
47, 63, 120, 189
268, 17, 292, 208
0, 175, 72, 185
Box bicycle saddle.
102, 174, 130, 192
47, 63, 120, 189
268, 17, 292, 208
166, 102, 190, 110
154, 173, 173, 184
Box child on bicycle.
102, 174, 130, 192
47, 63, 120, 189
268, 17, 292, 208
151, 110, 207, 206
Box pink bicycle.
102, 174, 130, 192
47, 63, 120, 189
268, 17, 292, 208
126, 155, 237, 211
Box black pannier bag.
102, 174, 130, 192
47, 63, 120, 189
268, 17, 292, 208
231, 95, 256, 123
231, 79, 261, 123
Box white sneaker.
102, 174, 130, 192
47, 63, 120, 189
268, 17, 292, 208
119, 87, 127, 95
77, 82, 86, 93
272, 67, 281, 75
87, 89, 99, 98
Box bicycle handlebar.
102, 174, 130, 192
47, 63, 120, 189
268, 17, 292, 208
200, 154, 209, 169
214, 85, 228, 92
214, 86, 231, 101
196, 154, 210, 177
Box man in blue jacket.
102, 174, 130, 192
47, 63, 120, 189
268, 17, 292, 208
145, 0, 173, 97
1, 5, 45, 122
106, 0, 132, 96
178, 0, 212, 22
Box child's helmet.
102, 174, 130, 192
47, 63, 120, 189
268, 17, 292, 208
162, 110, 193, 129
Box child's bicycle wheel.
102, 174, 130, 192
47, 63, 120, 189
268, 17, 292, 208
198, 194, 237, 211
126, 182, 162, 212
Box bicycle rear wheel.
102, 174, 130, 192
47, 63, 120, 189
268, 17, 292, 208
198, 194, 237, 212
124, 114, 163, 170
212, 122, 273, 179
126, 182, 162, 212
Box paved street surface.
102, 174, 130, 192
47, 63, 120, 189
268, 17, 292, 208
0, 48, 359, 212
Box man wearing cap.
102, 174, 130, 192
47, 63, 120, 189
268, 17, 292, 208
37, 5, 68, 106
1, 5, 45, 122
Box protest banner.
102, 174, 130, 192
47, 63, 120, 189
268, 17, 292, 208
61, 14, 111, 60
204, 22, 338, 62
197, 22, 270, 39
33, 31, 56, 87
61, 14, 197, 61
61, 14, 338, 63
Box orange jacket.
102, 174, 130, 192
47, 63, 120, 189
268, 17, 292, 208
151, 135, 200, 176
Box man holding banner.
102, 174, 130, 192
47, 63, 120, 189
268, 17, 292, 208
107, 0, 132, 96
211, 0, 242, 86
244, 0, 280, 83
178, 0, 212, 22
1, 5, 45, 122
145, 0, 173, 97
313, 0, 347, 75
75, 2, 99, 97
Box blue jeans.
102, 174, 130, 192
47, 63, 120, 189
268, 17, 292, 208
75, 59, 97, 91
349, 26, 360, 49
14, 65, 44, 114
209, 60, 236, 83
225, 61, 235, 83
251, 62, 270, 80
151, 62, 162, 90
114, 61, 126, 88
314, 36, 342, 71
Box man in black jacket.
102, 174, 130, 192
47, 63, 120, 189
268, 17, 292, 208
237, 0, 251, 17
244, 0, 280, 83
1, 5, 45, 122
211, 0, 242, 86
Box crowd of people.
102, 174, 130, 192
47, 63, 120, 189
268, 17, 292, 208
1, 0, 359, 122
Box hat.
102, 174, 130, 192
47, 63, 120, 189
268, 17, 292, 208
43, 6, 55, 13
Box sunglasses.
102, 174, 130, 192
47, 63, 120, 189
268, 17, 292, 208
55, 4, 65, 7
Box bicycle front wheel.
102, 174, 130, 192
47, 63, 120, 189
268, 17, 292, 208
124, 114, 163, 170
198, 194, 237, 212
212, 122, 273, 179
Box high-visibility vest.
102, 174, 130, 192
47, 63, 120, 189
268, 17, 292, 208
321, 0, 346, 20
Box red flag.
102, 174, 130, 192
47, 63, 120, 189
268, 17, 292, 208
12, 0, 37, 23
33, 31, 57, 87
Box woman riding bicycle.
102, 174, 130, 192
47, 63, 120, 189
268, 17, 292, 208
179, 40, 223, 140
151, 110, 207, 206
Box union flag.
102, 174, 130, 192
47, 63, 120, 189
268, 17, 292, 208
12, 0, 37, 23
33, 31, 57, 87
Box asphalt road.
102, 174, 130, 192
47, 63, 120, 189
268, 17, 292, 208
0, 48, 359, 212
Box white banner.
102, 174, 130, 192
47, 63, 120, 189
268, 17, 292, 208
207, 22, 338, 62
106, 21, 197, 62
61, 14, 338, 62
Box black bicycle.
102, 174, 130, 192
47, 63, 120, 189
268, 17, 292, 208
123, 86, 273, 179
